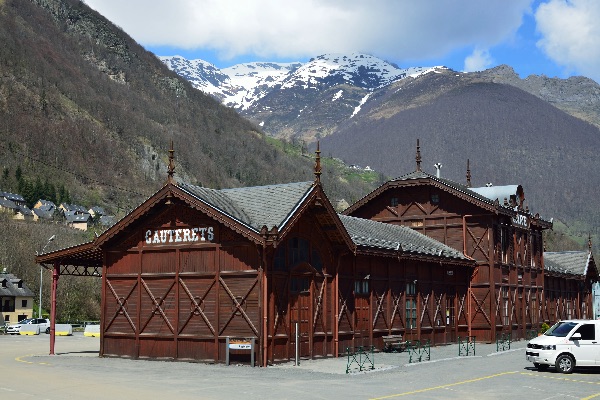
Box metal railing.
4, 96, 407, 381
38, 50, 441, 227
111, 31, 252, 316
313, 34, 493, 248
496, 332, 512, 352
346, 345, 375, 374
458, 336, 476, 356
407, 340, 430, 363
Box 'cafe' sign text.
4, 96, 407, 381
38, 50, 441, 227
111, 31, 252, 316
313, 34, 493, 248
145, 227, 214, 244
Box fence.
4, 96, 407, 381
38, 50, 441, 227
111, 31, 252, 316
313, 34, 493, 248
496, 332, 512, 352
346, 345, 375, 374
407, 340, 430, 363
458, 336, 476, 356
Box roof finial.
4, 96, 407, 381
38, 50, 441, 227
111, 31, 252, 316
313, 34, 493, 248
415, 139, 422, 172
167, 140, 175, 184
466, 159, 472, 187
314, 141, 322, 183
589, 233, 593, 252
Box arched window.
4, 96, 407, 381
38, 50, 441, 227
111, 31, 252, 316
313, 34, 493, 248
272, 237, 324, 273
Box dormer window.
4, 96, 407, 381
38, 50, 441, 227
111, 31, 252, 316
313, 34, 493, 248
1, 279, 6, 288
17, 280, 23, 288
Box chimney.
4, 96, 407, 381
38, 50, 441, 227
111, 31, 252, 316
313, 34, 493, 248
434, 163, 442, 178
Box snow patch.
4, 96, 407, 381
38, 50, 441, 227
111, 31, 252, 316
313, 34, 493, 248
351, 93, 371, 118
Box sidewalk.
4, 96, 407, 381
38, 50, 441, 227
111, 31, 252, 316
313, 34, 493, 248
273, 339, 529, 374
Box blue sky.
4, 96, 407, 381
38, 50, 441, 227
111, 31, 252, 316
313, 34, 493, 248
84, 0, 600, 82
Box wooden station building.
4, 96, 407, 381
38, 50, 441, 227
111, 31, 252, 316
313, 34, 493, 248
344, 142, 597, 342
36, 146, 474, 366
543, 246, 598, 322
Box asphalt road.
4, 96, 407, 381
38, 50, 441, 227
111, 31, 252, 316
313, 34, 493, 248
1, 333, 599, 399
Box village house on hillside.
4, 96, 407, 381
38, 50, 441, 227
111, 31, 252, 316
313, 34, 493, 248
1, 189, 113, 231
0, 270, 34, 326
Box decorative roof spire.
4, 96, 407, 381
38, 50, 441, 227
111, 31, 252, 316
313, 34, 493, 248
167, 140, 175, 184
314, 141, 322, 183
466, 159, 472, 187
415, 139, 422, 172
589, 233, 593, 252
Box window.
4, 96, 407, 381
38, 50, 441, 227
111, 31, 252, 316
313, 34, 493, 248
390, 197, 399, 207
354, 279, 369, 296
21, 300, 27, 308
290, 277, 310, 294
575, 324, 595, 340
274, 237, 324, 272
431, 194, 439, 205
406, 281, 416, 296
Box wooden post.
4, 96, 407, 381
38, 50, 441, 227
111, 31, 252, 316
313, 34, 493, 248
49, 261, 59, 355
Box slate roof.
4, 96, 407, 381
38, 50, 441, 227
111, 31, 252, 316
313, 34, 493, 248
392, 171, 502, 208
17, 205, 34, 216
89, 206, 106, 216
179, 181, 315, 232
33, 208, 54, 220
35, 199, 56, 211
0, 273, 34, 297
0, 198, 18, 210
0, 191, 25, 203
60, 203, 88, 213
544, 251, 597, 277
338, 214, 470, 261
65, 210, 91, 223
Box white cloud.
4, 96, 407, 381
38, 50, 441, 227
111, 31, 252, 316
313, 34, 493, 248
463, 48, 494, 72
535, 0, 600, 81
84, 0, 531, 63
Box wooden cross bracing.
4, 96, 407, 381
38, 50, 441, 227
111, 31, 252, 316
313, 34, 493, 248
178, 278, 216, 335
219, 276, 259, 336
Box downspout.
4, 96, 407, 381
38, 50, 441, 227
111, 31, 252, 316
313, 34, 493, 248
261, 244, 268, 367
49, 260, 60, 355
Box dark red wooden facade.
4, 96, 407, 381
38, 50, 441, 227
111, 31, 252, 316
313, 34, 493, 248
344, 169, 554, 342
36, 173, 473, 365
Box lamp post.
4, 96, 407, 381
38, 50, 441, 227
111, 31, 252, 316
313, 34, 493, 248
38, 235, 55, 318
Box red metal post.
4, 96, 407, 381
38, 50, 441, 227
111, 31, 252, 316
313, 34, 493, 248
50, 261, 60, 355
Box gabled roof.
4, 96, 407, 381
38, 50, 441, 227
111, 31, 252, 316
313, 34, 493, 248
0, 273, 34, 297
544, 251, 598, 279
0, 191, 25, 203
33, 207, 54, 220
65, 210, 91, 223
345, 169, 552, 228
179, 181, 315, 232
35, 199, 56, 210
0, 198, 18, 210
17, 205, 34, 216
339, 214, 471, 262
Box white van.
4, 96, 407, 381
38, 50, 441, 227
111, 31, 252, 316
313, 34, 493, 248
526, 319, 600, 373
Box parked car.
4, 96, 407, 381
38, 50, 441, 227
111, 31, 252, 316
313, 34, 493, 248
6, 318, 50, 335
526, 319, 600, 373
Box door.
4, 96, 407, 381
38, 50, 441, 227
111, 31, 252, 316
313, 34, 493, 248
570, 323, 597, 366
290, 274, 312, 358
446, 295, 456, 342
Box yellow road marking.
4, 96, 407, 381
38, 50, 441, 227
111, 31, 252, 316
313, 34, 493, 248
581, 393, 600, 400
15, 354, 50, 365
520, 372, 600, 386
369, 371, 519, 399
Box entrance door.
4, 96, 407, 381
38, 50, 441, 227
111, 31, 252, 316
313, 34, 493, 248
446, 295, 456, 342
290, 274, 312, 359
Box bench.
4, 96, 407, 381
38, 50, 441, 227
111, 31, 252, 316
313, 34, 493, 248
382, 335, 408, 352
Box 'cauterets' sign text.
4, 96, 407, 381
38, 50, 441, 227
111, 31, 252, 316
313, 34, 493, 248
145, 227, 214, 244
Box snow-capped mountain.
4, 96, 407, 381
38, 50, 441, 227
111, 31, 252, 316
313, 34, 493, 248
160, 53, 441, 112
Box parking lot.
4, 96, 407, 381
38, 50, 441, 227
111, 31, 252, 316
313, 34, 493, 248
1, 333, 599, 399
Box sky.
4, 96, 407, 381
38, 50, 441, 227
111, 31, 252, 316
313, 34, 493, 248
84, 0, 600, 83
